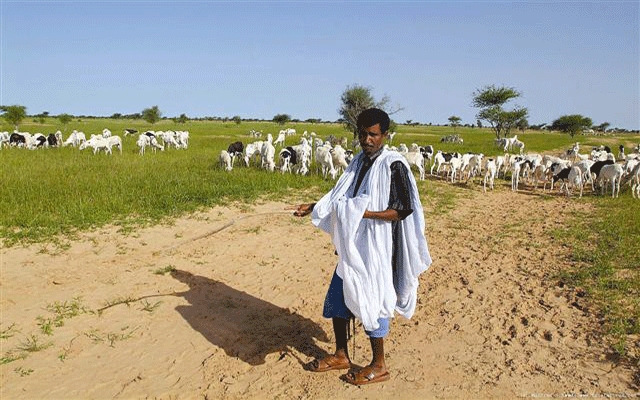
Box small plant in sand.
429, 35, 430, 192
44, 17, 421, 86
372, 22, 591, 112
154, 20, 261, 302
37, 297, 91, 335
1, 323, 18, 339
16, 334, 52, 353
139, 300, 162, 313
153, 265, 176, 275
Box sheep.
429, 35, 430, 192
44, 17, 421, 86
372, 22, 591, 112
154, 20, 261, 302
399, 149, 425, 181
597, 163, 624, 198
629, 162, 640, 199
63, 130, 86, 147
80, 135, 112, 155
219, 150, 233, 171
176, 130, 189, 149
315, 143, 337, 180
559, 166, 584, 198
244, 141, 264, 167
483, 158, 497, 193
136, 134, 150, 155
331, 144, 350, 175
0, 131, 9, 149
108, 135, 123, 155
618, 145, 625, 161
261, 141, 276, 172
273, 132, 286, 147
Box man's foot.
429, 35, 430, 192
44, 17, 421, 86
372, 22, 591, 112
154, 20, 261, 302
343, 365, 390, 386
305, 354, 351, 372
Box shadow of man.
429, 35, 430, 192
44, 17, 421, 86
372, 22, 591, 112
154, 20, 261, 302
171, 269, 330, 366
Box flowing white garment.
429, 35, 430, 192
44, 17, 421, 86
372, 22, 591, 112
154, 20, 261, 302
312, 150, 432, 331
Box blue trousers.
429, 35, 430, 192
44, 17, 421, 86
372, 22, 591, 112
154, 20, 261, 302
322, 270, 390, 338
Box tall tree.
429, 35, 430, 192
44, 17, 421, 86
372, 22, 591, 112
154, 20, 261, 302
177, 113, 188, 124
551, 114, 593, 137
338, 84, 402, 137
472, 85, 528, 138
142, 106, 162, 124
58, 113, 73, 128
272, 114, 291, 125
232, 115, 242, 125
448, 115, 461, 133
0, 105, 27, 130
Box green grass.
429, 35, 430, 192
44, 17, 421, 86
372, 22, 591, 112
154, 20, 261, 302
553, 195, 640, 356
2, 117, 640, 360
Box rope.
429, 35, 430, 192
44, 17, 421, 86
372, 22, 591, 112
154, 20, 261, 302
161, 210, 293, 253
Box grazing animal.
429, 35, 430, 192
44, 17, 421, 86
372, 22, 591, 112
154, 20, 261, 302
124, 128, 138, 136
483, 158, 497, 193
597, 164, 624, 198
219, 150, 233, 171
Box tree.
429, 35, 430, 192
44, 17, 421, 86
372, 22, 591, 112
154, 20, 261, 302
338, 84, 402, 137
595, 122, 610, 132
232, 115, 242, 125
272, 114, 291, 125
551, 114, 593, 137
448, 115, 461, 133
58, 113, 72, 126
0, 105, 27, 130
177, 113, 188, 124
515, 117, 528, 133
472, 85, 528, 138
142, 106, 162, 124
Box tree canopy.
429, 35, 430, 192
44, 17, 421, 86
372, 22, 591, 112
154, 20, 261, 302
142, 106, 162, 124
1, 105, 27, 129
551, 114, 593, 137
338, 84, 401, 137
272, 114, 291, 125
472, 85, 528, 138
58, 113, 73, 126
448, 115, 461, 132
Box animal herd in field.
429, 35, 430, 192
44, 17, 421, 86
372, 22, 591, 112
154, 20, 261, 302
221, 131, 640, 200
1, 128, 189, 155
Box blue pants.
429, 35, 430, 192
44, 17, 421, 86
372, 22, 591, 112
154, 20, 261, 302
322, 270, 390, 338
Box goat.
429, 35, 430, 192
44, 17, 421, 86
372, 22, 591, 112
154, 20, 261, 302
628, 162, 640, 199
597, 164, 624, 198
219, 150, 233, 171
483, 158, 497, 193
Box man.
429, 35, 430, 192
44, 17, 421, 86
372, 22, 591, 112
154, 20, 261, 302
293, 108, 432, 385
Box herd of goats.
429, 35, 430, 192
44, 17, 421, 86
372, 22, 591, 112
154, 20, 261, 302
0, 128, 189, 154
220, 130, 640, 200
3, 127, 639, 199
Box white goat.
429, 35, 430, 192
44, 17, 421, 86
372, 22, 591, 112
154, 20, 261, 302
483, 158, 497, 193
598, 164, 624, 198
219, 150, 233, 171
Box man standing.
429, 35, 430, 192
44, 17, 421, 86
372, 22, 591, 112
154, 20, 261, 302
294, 108, 432, 385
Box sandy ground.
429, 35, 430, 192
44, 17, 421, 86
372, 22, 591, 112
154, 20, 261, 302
1, 184, 638, 399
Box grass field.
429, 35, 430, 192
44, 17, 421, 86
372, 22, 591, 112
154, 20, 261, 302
1, 117, 639, 357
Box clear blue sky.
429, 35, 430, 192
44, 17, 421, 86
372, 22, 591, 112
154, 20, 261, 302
1, 0, 638, 130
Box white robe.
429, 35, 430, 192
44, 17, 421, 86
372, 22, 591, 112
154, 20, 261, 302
312, 149, 432, 331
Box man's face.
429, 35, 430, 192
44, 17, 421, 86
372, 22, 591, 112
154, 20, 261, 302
358, 123, 387, 157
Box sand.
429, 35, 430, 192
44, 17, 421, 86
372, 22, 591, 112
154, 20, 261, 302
1, 188, 638, 399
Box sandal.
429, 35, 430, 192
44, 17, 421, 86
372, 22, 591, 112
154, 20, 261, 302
305, 355, 351, 372
343, 367, 390, 386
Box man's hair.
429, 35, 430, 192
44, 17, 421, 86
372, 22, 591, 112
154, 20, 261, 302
357, 108, 390, 133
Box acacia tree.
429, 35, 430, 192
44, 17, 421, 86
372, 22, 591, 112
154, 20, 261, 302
0, 105, 27, 130
472, 85, 528, 139
232, 115, 242, 125
338, 84, 402, 137
142, 106, 162, 124
551, 114, 593, 137
272, 114, 291, 125
58, 113, 73, 131
448, 115, 461, 133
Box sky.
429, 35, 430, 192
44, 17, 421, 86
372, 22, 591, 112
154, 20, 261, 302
1, 0, 638, 130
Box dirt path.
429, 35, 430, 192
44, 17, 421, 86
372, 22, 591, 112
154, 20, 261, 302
1, 187, 637, 399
